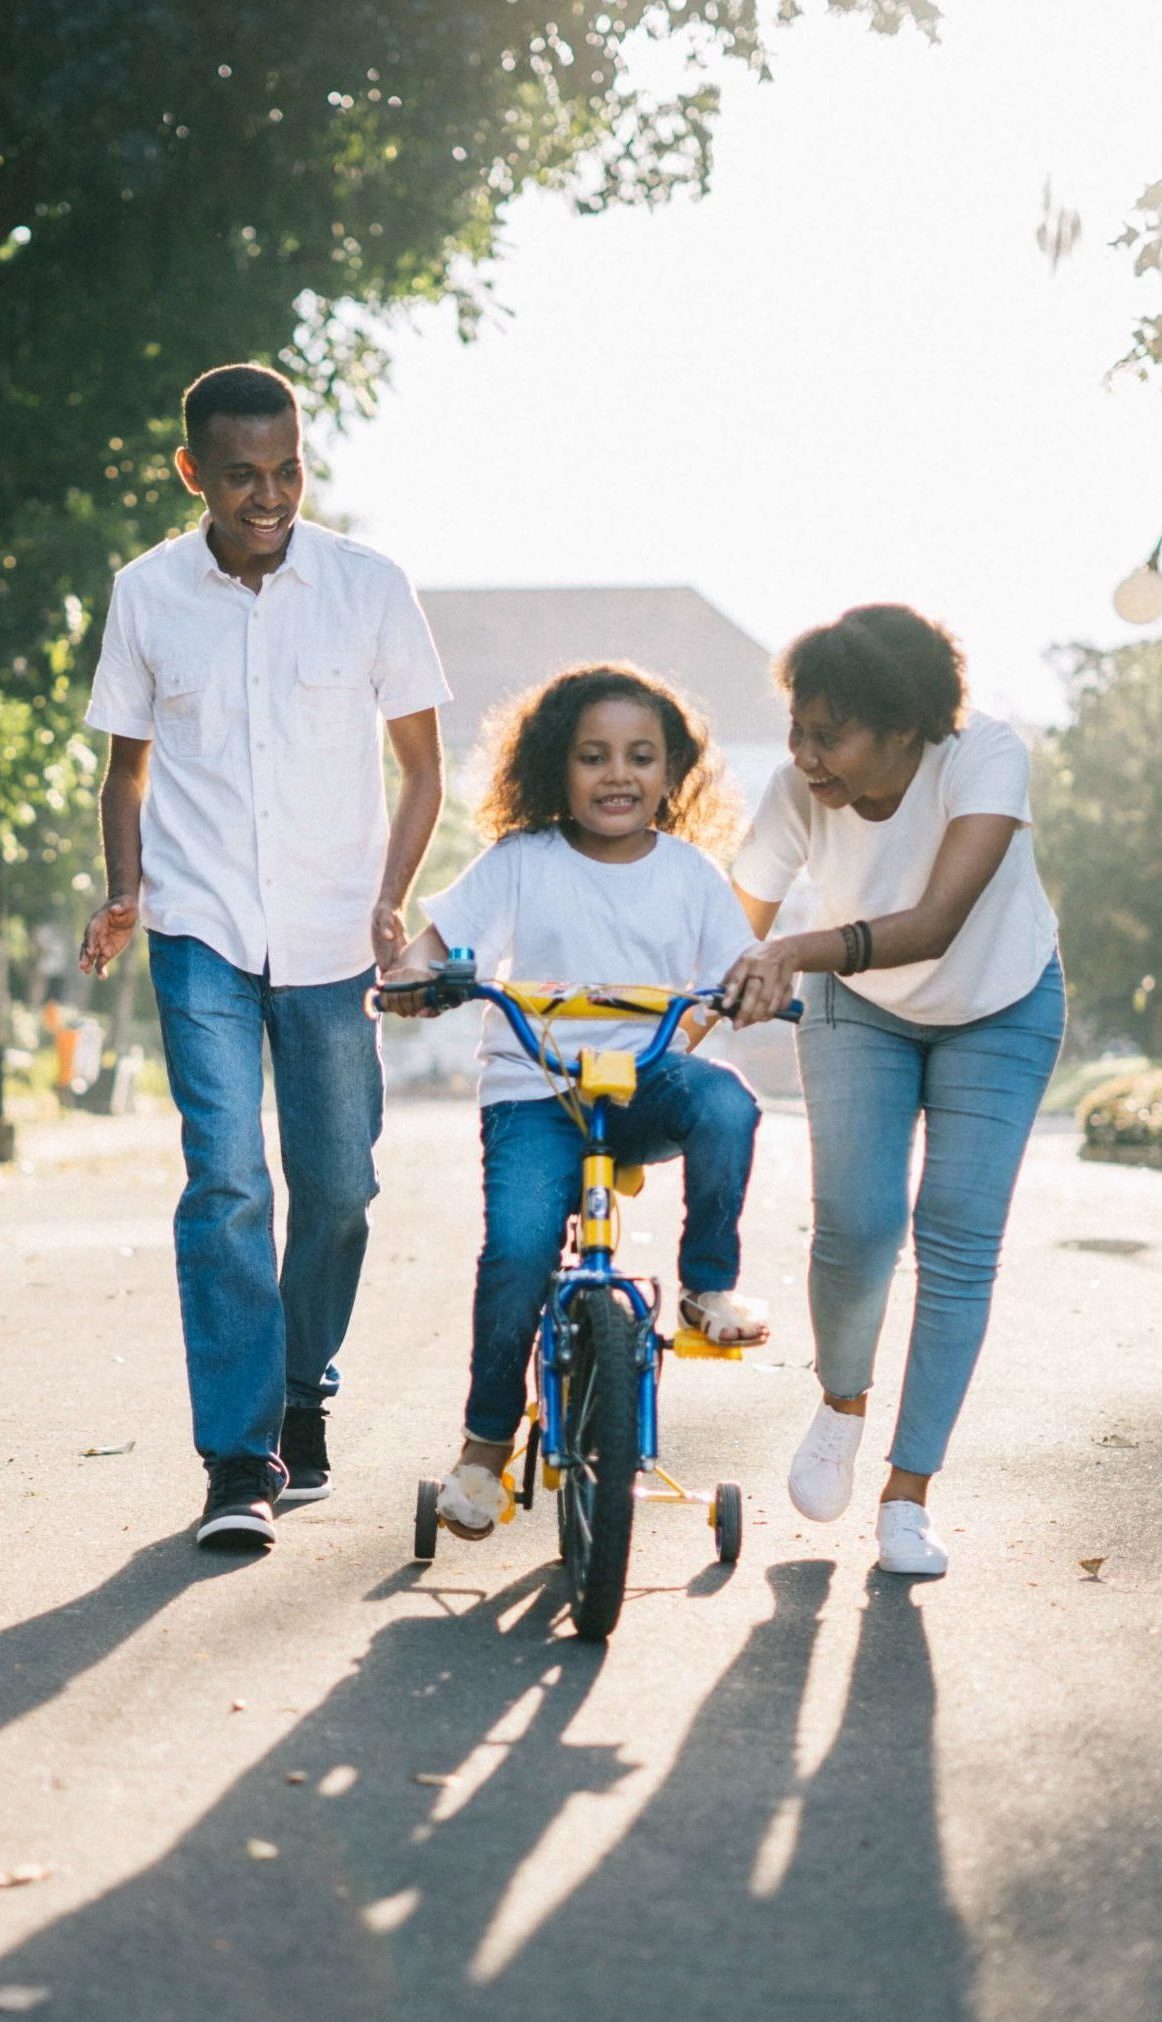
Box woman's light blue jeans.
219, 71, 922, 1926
795, 956, 1065, 1475
149, 933, 383, 1470
467, 1054, 761, 1443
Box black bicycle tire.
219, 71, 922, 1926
414, 1477, 440, 1561
714, 1480, 743, 1564
562, 1286, 639, 1640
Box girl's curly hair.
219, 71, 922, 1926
474, 662, 742, 861
777, 604, 967, 744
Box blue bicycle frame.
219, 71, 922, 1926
368, 949, 802, 1478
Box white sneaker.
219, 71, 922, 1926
787, 1402, 865, 1521
876, 1500, 949, 1576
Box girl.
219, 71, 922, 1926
385, 662, 768, 1538
725, 604, 1064, 1577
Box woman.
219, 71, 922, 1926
725, 604, 1064, 1577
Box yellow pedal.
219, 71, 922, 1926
499, 1469, 518, 1523
672, 1326, 744, 1363
541, 1462, 560, 1490
614, 1163, 645, 1198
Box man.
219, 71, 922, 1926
80, 362, 449, 1548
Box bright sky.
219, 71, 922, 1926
324, 0, 1162, 728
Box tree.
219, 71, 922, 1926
0, 0, 941, 1144
1034, 639, 1162, 1055
0, 0, 941, 780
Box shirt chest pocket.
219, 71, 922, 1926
294, 648, 373, 750
152, 661, 219, 761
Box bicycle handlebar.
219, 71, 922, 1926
365, 950, 802, 1083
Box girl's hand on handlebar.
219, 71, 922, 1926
377, 966, 441, 1018
721, 938, 800, 1028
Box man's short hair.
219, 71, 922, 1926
182, 363, 298, 454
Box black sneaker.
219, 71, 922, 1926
196, 1458, 280, 1547
279, 1405, 332, 1503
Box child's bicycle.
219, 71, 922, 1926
367, 951, 802, 1641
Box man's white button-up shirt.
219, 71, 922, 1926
85, 516, 451, 986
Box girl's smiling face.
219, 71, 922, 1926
564, 697, 669, 860
788, 694, 923, 820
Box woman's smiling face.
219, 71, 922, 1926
787, 694, 922, 818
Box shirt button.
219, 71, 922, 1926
252, 675, 260, 685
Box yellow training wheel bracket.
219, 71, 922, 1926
499, 1469, 518, 1524
578, 1048, 638, 1105
581, 1149, 616, 1250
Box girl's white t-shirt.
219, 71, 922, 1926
732, 711, 1058, 1025
423, 827, 755, 1104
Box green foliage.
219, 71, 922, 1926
0, 1, 941, 840
1112, 179, 1162, 380
1034, 639, 1162, 1050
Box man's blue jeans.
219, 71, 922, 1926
149, 933, 383, 1470
466, 1054, 761, 1443
795, 956, 1066, 1475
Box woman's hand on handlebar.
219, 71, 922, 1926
721, 937, 801, 1028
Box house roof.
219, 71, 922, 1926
418, 585, 787, 748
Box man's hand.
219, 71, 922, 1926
79, 896, 139, 979
372, 900, 408, 973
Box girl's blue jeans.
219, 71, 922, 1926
795, 955, 1065, 1476
467, 1054, 761, 1443
149, 933, 383, 1470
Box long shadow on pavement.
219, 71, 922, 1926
0, 1558, 970, 2022
489, 1559, 974, 2022
0, 1530, 264, 1733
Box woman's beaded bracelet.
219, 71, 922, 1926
838, 919, 874, 976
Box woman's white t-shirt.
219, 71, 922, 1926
732, 711, 1058, 1025
423, 827, 755, 1104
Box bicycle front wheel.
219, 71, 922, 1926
560, 1286, 639, 1641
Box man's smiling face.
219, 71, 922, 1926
177, 408, 304, 577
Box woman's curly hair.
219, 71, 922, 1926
474, 662, 742, 861
776, 604, 967, 744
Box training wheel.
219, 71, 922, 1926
713, 1480, 743, 1564
414, 1477, 440, 1561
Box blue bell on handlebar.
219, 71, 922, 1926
439, 947, 477, 983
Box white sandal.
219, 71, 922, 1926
679, 1288, 769, 1346
436, 1453, 512, 1539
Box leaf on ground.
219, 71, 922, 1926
246, 1839, 279, 1861
285, 1771, 307, 1785
81, 1441, 136, 1457
1094, 1434, 1138, 1449
0, 1866, 53, 1889
0, 1990, 52, 2014
1078, 1557, 1107, 1578
411, 1772, 462, 1789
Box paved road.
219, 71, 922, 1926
0, 1099, 1159, 2021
